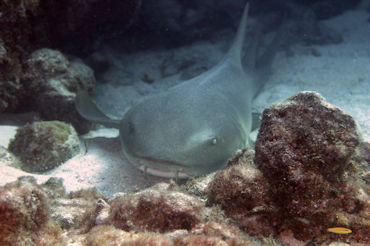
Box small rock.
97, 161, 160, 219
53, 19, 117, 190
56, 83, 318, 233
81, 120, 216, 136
49, 184, 105, 230
207, 163, 269, 217
8, 120, 80, 173
184, 173, 215, 198
84, 225, 134, 246
327, 243, 351, 246
176, 235, 229, 246
41, 177, 67, 199
105, 183, 204, 233
0, 145, 21, 168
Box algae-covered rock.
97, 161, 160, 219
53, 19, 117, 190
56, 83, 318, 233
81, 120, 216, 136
40, 177, 106, 230
0, 176, 62, 245
0, 0, 43, 112
8, 120, 80, 173
23, 48, 95, 133
0, 145, 21, 167
255, 91, 361, 183
0, 39, 24, 112
204, 91, 369, 244
105, 183, 204, 233
0, 176, 286, 246
253, 91, 369, 241
207, 150, 274, 237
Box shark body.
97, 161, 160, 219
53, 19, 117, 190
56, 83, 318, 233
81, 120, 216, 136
76, 3, 278, 178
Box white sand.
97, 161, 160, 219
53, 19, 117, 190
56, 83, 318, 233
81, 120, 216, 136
0, 9, 369, 196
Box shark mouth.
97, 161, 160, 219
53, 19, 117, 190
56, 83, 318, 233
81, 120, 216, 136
138, 164, 189, 179
125, 154, 191, 179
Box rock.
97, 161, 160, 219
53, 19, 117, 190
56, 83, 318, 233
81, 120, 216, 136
207, 149, 274, 236
176, 235, 230, 246
8, 121, 80, 173
0, 39, 24, 112
0, 1, 43, 112
0, 0, 142, 56
0, 176, 62, 245
84, 225, 134, 245
0, 176, 288, 245
256, 91, 361, 183
254, 91, 368, 241
188, 221, 260, 245
41, 177, 67, 199
23, 48, 95, 133
327, 242, 351, 246
349, 141, 370, 184
40, 178, 107, 230
81, 222, 266, 246
105, 183, 204, 233
0, 145, 21, 168
184, 173, 215, 198
0, 0, 41, 52
52, 190, 105, 230
82, 225, 173, 246
0, 0, 140, 113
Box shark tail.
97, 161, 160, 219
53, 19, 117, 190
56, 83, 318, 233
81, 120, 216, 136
75, 91, 121, 129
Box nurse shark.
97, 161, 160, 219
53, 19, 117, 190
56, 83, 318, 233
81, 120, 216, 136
76, 3, 280, 178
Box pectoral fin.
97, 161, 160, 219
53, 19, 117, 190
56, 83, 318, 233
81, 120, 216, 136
75, 90, 121, 128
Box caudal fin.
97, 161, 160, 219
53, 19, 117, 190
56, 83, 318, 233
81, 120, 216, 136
75, 91, 120, 128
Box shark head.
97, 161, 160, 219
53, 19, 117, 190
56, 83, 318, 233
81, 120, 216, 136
119, 94, 247, 178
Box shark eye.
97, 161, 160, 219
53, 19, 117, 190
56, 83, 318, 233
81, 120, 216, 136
211, 138, 217, 145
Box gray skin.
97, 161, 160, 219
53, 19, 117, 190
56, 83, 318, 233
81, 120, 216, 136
76, 3, 278, 178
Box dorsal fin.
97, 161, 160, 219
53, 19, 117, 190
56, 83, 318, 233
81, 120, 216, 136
226, 2, 250, 66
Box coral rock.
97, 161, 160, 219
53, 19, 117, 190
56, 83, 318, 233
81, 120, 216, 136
23, 48, 95, 133
0, 0, 41, 112
188, 221, 263, 246
207, 162, 269, 216
176, 235, 229, 246
84, 225, 173, 246
255, 91, 361, 183
0, 176, 62, 245
207, 150, 274, 236
254, 91, 368, 241
105, 183, 204, 233
0, 39, 24, 112
84, 225, 133, 245
8, 120, 80, 173
0, 145, 21, 167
